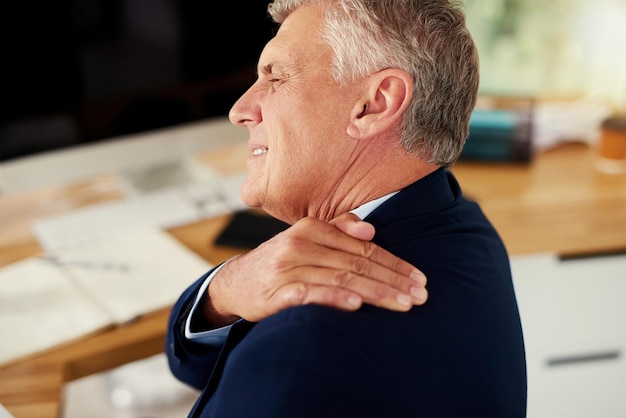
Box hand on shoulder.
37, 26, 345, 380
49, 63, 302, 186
203, 212, 428, 324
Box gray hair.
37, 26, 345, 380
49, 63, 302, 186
268, 0, 479, 167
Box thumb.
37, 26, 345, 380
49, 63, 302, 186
330, 212, 376, 241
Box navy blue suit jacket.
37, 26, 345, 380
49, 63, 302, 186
166, 168, 527, 417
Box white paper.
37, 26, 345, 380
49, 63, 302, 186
0, 228, 212, 366
0, 257, 112, 366
0, 403, 16, 418
47, 228, 213, 324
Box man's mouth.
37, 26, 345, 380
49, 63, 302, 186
252, 147, 268, 156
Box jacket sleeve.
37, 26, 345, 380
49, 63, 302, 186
165, 268, 225, 390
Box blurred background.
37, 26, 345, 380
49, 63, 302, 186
1, 0, 625, 163
466, 0, 626, 109
1, 1, 277, 162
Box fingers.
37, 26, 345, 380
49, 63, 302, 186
281, 262, 426, 311
306, 216, 419, 277
271, 265, 426, 314
296, 216, 427, 286
278, 217, 428, 310
276, 282, 364, 312
276, 240, 427, 308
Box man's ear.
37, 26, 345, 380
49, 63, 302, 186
347, 69, 413, 139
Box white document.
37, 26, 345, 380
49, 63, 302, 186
0, 228, 212, 366
0, 256, 112, 366
31, 188, 202, 252
50, 227, 212, 323
0, 403, 16, 418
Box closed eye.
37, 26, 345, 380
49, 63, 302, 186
259, 63, 290, 86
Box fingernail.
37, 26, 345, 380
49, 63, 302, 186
411, 286, 427, 301
410, 270, 426, 284
348, 294, 362, 308
397, 293, 412, 306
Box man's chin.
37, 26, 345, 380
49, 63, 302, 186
239, 187, 263, 210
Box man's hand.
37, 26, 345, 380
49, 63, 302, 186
203, 213, 427, 325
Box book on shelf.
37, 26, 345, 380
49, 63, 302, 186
460, 96, 534, 163
0, 228, 212, 367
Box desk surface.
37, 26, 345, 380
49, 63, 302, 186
1, 141, 625, 418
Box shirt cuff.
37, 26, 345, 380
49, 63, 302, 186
184, 260, 238, 345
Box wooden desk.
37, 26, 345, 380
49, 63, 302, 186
1, 142, 625, 418
452, 142, 626, 256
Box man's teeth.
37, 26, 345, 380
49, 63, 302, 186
253, 148, 268, 156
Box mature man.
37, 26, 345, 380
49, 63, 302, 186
167, 1, 527, 417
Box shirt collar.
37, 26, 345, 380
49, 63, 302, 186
350, 191, 399, 220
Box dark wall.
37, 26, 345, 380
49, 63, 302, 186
1, 1, 276, 161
